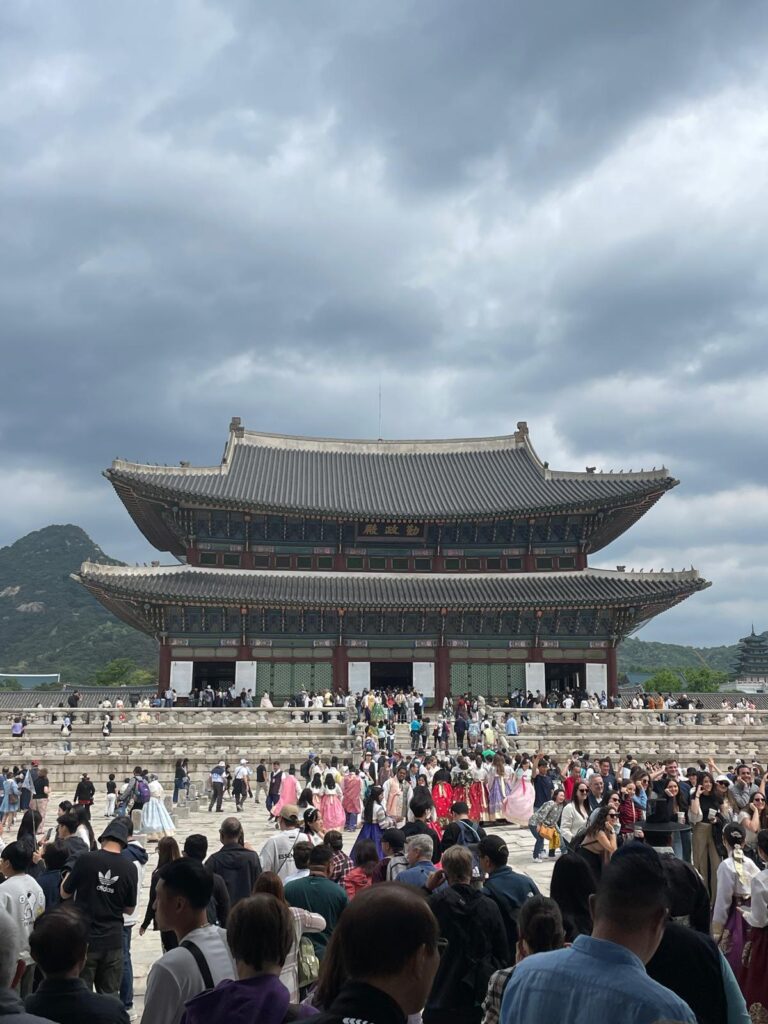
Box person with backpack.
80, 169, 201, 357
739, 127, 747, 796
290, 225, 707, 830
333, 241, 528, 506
424, 846, 509, 1024
440, 802, 487, 858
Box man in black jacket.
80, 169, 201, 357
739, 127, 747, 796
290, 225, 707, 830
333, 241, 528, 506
424, 846, 508, 1024
205, 817, 261, 908
183, 834, 230, 926
26, 906, 129, 1023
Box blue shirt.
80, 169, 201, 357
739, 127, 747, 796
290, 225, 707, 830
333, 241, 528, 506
505, 717, 519, 736
396, 860, 435, 888
500, 934, 696, 1024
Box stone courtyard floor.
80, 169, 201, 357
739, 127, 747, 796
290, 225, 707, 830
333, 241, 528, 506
68, 789, 555, 1019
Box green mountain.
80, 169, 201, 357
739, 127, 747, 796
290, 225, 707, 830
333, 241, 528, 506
617, 635, 744, 676
0, 525, 157, 685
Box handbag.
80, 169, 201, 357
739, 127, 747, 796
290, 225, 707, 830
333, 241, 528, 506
537, 824, 556, 841
297, 935, 320, 987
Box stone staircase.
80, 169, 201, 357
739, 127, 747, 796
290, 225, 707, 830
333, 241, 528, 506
0, 708, 353, 788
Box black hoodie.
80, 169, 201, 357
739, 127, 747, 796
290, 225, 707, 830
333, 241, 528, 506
205, 843, 262, 907
426, 883, 509, 1021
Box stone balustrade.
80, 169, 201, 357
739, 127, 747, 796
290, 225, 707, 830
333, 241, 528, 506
0, 706, 764, 789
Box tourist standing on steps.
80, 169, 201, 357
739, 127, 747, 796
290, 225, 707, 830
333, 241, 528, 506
141, 859, 235, 1024
208, 761, 226, 813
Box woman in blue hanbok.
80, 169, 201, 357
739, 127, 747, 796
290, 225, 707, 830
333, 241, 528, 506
140, 777, 176, 839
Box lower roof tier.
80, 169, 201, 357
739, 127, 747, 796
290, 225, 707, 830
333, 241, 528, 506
75, 563, 709, 634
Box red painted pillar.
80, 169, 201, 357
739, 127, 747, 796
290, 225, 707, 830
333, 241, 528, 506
158, 645, 171, 695
435, 645, 450, 707
607, 647, 618, 700
333, 645, 349, 693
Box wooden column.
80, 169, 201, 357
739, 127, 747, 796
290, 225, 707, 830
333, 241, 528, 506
435, 645, 450, 706
332, 645, 349, 693
607, 646, 618, 700
158, 644, 171, 695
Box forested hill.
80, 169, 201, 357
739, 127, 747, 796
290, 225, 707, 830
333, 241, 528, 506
0, 524, 157, 685
617, 636, 742, 675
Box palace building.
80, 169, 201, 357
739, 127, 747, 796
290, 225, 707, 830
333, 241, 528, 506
74, 419, 709, 703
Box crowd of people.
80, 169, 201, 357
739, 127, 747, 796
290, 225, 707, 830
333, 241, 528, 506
3, 684, 768, 1024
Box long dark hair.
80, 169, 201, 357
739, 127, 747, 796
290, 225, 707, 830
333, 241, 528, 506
363, 786, 383, 824
549, 854, 595, 941
298, 788, 314, 808
73, 806, 97, 851
518, 896, 567, 952
16, 810, 41, 844
571, 780, 590, 817
585, 806, 613, 839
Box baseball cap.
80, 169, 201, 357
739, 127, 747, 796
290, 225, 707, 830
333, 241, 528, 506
218, 760, 226, 767
240, 759, 248, 765
279, 804, 300, 824
715, 774, 731, 784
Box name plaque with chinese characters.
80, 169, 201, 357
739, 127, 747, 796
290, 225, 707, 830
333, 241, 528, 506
356, 521, 425, 540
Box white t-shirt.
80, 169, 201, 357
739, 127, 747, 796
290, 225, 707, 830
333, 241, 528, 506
259, 828, 303, 880
0, 874, 45, 964
141, 924, 235, 1024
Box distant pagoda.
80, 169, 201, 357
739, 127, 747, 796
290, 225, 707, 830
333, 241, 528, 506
74, 418, 710, 702
734, 628, 768, 686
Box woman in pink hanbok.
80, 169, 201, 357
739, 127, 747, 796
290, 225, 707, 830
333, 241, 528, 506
272, 765, 299, 818
310, 771, 325, 810
503, 759, 535, 825
320, 772, 345, 830
342, 770, 363, 831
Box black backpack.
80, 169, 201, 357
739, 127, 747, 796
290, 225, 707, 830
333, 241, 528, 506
455, 819, 482, 875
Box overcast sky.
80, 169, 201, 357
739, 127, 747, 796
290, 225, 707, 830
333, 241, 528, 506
1, 1, 767, 647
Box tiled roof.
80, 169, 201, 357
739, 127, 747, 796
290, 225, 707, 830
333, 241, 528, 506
75, 563, 709, 611
107, 424, 676, 520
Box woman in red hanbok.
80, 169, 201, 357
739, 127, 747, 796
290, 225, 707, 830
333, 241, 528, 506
432, 777, 453, 827
468, 757, 490, 823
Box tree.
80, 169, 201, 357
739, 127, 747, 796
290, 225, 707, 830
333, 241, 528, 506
643, 668, 684, 693
93, 658, 154, 688
0, 678, 21, 691
643, 666, 727, 693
